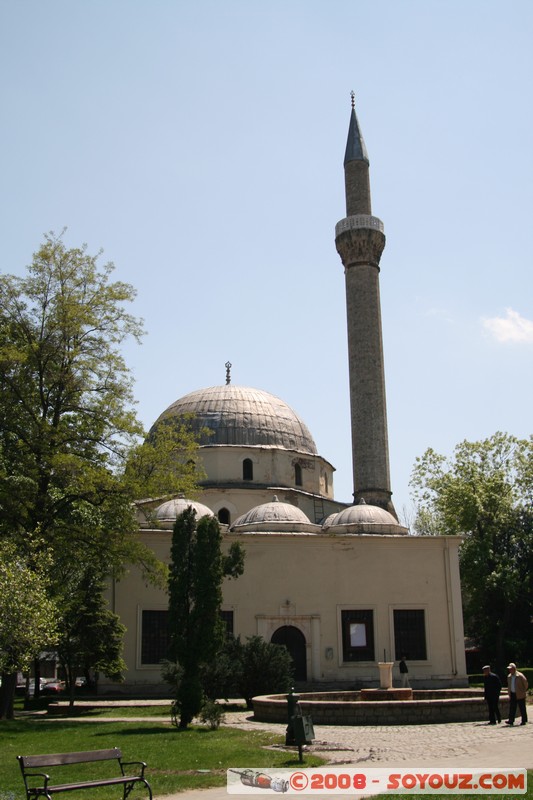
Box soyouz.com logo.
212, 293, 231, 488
227, 767, 527, 794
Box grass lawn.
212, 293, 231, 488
4, 701, 532, 799
49, 702, 173, 717
2, 715, 323, 799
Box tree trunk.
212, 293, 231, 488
0, 672, 17, 719
33, 656, 42, 700
68, 664, 76, 709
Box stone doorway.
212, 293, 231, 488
271, 625, 307, 681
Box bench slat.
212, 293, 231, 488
28, 776, 146, 793
20, 749, 122, 768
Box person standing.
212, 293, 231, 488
505, 663, 528, 726
482, 665, 501, 724
399, 655, 410, 688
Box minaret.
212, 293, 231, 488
335, 93, 396, 517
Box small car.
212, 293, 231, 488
41, 680, 66, 694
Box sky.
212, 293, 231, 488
1, 0, 532, 523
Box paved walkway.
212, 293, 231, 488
220, 710, 533, 766
161, 711, 532, 799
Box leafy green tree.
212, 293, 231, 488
0, 232, 143, 549
0, 232, 202, 709
0, 540, 59, 718
167, 508, 244, 728
125, 417, 205, 512
411, 432, 533, 670
55, 568, 126, 706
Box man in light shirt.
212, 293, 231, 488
505, 662, 528, 726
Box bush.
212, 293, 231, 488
236, 636, 293, 709
201, 636, 242, 700
164, 635, 294, 713
161, 659, 184, 689
469, 667, 533, 689
199, 699, 226, 729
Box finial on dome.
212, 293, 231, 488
272, 495, 279, 502
225, 361, 232, 385
350, 89, 355, 109
358, 497, 367, 505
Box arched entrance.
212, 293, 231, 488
271, 625, 307, 681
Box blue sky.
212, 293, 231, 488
1, 0, 532, 522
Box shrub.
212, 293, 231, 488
236, 636, 293, 709
199, 700, 226, 729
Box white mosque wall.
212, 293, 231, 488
103, 528, 467, 695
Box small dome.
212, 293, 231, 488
323, 499, 408, 535
153, 497, 213, 528
152, 385, 317, 454
230, 496, 317, 533
321, 512, 338, 529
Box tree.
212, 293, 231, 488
0, 540, 59, 718
200, 634, 242, 701
0, 232, 202, 709
167, 508, 244, 728
55, 568, 126, 706
125, 417, 205, 511
0, 232, 142, 548
410, 432, 533, 670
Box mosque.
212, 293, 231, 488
104, 99, 467, 694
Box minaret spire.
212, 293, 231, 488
342, 92, 372, 218
335, 95, 396, 517
344, 91, 369, 167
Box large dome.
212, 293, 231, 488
153, 385, 317, 454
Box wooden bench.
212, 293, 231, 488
17, 747, 152, 800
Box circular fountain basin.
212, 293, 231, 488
252, 689, 507, 726
361, 688, 413, 701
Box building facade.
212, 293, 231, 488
104, 101, 467, 695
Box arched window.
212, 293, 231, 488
218, 507, 230, 525
294, 463, 302, 486
243, 458, 253, 481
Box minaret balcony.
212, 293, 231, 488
335, 215, 386, 269
335, 214, 384, 238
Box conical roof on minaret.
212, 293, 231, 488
344, 98, 369, 166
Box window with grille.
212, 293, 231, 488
341, 609, 375, 662
141, 610, 170, 665
220, 609, 234, 637
140, 609, 235, 665
393, 609, 427, 660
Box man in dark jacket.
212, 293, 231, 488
482, 665, 502, 725
399, 655, 410, 688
